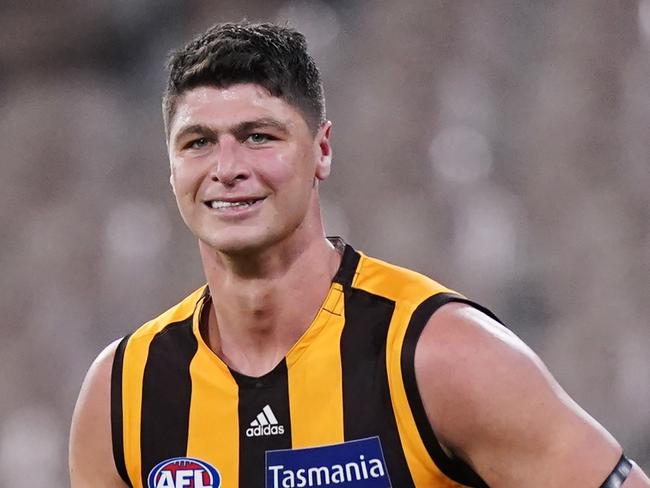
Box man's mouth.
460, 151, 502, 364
204, 197, 266, 210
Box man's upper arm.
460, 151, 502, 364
69, 339, 127, 488
414, 302, 650, 487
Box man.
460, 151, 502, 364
69, 22, 650, 488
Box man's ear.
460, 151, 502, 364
314, 121, 333, 181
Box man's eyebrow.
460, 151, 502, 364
173, 118, 290, 146
172, 124, 218, 145
231, 118, 289, 136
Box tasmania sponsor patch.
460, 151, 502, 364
265, 436, 391, 487
147, 457, 221, 488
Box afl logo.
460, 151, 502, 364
147, 457, 221, 488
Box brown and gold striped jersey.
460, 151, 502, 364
111, 241, 492, 488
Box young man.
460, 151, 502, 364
69, 22, 650, 488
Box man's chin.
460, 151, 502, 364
198, 233, 275, 257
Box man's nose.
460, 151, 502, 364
210, 137, 249, 185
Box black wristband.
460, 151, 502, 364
600, 454, 632, 488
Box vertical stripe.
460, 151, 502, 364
386, 301, 443, 486
387, 300, 471, 487
234, 360, 292, 487
111, 335, 133, 487
401, 294, 490, 488
140, 317, 198, 487
122, 333, 154, 487
287, 283, 346, 448
187, 308, 240, 488
341, 286, 415, 487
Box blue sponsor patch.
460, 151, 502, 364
265, 436, 391, 487
147, 457, 221, 488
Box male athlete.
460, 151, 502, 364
70, 22, 650, 488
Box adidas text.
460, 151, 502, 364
246, 424, 285, 437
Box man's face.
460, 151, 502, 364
167, 84, 332, 255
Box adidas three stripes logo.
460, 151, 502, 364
245, 405, 285, 437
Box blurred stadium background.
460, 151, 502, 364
1, 0, 649, 484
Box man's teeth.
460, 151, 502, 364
210, 200, 257, 209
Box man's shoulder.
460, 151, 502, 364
353, 251, 459, 306
127, 285, 207, 343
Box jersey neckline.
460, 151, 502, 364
190, 238, 361, 382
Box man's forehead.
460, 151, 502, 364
185, 83, 270, 102
170, 84, 301, 134
177, 84, 292, 115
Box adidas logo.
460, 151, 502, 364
245, 405, 285, 438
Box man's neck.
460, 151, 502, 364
199, 235, 341, 377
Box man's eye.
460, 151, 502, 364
187, 137, 210, 149
247, 133, 273, 144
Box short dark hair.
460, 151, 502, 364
162, 21, 325, 137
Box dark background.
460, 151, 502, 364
1, 1, 649, 484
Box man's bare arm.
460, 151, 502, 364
415, 302, 650, 487
69, 340, 127, 488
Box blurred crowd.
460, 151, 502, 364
1, 1, 649, 484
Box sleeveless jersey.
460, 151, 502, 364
111, 242, 492, 488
